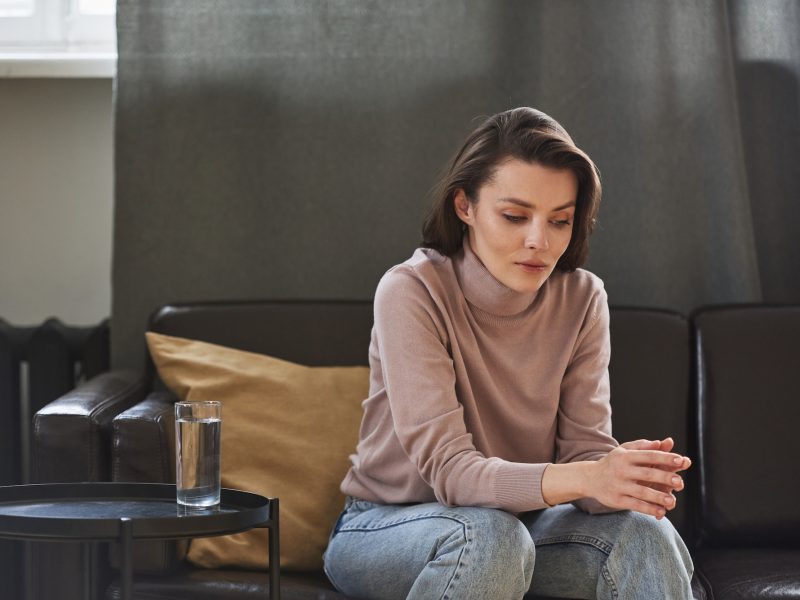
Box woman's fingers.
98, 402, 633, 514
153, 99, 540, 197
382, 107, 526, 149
643, 466, 684, 490
638, 461, 683, 494
626, 465, 681, 489
619, 439, 660, 450
629, 483, 677, 511
618, 438, 692, 473
628, 449, 691, 471
592, 445, 690, 518
636, 479, 671, 494
637, 474, 680, 493
620, 495, 669, 519
618, 482, 678, 519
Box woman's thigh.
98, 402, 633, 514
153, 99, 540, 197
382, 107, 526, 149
520, 504, 694, 599
323, 496, 535, 600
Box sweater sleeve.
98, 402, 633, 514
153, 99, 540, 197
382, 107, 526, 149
374, 268, 550, 513
556, 284, 621, 514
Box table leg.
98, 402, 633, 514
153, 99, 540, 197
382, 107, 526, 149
269, 498, 280, 600
120, 517, 133, 600
82, 542, 93, 600
23, 540, 32, 600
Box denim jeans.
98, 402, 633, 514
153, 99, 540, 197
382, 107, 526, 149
322, 496, 694, 600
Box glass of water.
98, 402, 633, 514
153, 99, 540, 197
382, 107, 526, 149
175, 400, 221, 507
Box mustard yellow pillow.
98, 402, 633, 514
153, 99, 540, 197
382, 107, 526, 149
145, 331, 369, 572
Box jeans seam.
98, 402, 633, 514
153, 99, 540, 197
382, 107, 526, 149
323, 561, 346, 595
440, 519, 470, 600
331, 508, 349, 536
601, 564, 619, 599
337, 511, 473, 534
336, 510, 475, 600
533, 533, 613, 555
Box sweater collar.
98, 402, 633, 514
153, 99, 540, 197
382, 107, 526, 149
453, 235, 539, 317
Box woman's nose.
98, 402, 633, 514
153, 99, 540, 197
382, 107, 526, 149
524, 220, 549, 250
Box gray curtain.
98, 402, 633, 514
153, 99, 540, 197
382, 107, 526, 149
113, 0, 800, 370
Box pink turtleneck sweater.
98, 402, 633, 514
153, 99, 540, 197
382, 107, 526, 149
340, 237, 620, 514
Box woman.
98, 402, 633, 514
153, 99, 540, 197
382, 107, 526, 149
323, 107, 694, 599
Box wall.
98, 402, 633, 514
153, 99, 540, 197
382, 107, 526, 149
0, 78, 113, 326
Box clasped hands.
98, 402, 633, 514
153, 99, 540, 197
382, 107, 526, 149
589, 437, 691, 520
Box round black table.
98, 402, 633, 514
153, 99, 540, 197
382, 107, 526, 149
0, 482, 280, 600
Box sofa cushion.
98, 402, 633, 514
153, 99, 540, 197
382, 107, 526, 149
105, 567, 349, 599
104, 563, 710, 600
693, 306, 800, 547
146, 332, 369, 571
695, 548, 800, 599
606, 308, 692, 544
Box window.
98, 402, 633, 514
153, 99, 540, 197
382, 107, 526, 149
0, 0, 34, 18
0, 0, 115, 51
78, 0, 113, 14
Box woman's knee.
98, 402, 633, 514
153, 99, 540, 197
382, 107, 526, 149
622, 512, 687, 547
614, 511, 694, 577
455, 507, 536, 581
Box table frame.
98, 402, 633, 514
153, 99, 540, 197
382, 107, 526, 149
0, 483, 280, 600
116, 500, 280, 600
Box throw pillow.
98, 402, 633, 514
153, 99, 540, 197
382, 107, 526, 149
145, 331, 369, 571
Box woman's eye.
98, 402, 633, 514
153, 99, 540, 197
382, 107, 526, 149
502, 214, 526, 223
551, 219, 572, 227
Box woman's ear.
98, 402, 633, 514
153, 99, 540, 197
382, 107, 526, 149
453, 189, 474, 225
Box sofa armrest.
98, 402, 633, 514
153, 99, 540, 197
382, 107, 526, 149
33, 369, 148, 482
30, 370, 149, 600
111, 390, 189, 574
112, 390, 177, 483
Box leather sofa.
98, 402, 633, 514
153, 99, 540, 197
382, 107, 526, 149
32, 301, 800, 600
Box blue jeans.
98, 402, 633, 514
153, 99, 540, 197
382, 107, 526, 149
322, 496, 694, 599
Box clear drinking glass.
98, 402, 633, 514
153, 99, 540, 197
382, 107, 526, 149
175, 400, 221, 507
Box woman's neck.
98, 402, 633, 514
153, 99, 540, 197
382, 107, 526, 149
453, 235, 539, 317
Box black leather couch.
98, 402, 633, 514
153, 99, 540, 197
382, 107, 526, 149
31, 301, 800, 600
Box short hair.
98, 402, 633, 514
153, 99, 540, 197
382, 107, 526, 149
421, 107, 602, 271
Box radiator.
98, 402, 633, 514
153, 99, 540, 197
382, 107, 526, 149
0, 317, 109, 486
0, 317, 109, 600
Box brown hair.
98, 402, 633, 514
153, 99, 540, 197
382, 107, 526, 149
421, 107, 601, 271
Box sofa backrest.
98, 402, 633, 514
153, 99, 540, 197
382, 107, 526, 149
607, 308, 693, 545
693, 305, 800, 548
148, 301, 694, 542
149, 300, 375, 367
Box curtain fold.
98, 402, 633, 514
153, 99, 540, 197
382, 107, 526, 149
728, 0, 800, 303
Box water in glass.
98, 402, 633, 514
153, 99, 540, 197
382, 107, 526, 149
176, 416, 221, 506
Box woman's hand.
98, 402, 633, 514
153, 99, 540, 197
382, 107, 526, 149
586, 438, 691, 519
626, 437, 691, 496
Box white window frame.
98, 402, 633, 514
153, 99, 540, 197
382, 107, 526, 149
0, 0, 116, 78
66, 0, 115, 49
0, 0, 62, 47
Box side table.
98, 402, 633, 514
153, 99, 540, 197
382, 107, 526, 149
0, 482, 280, 600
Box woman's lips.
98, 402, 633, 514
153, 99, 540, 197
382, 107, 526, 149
516, 262, 548, 273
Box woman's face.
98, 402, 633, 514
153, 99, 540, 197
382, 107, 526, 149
454, 158, 578, 294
